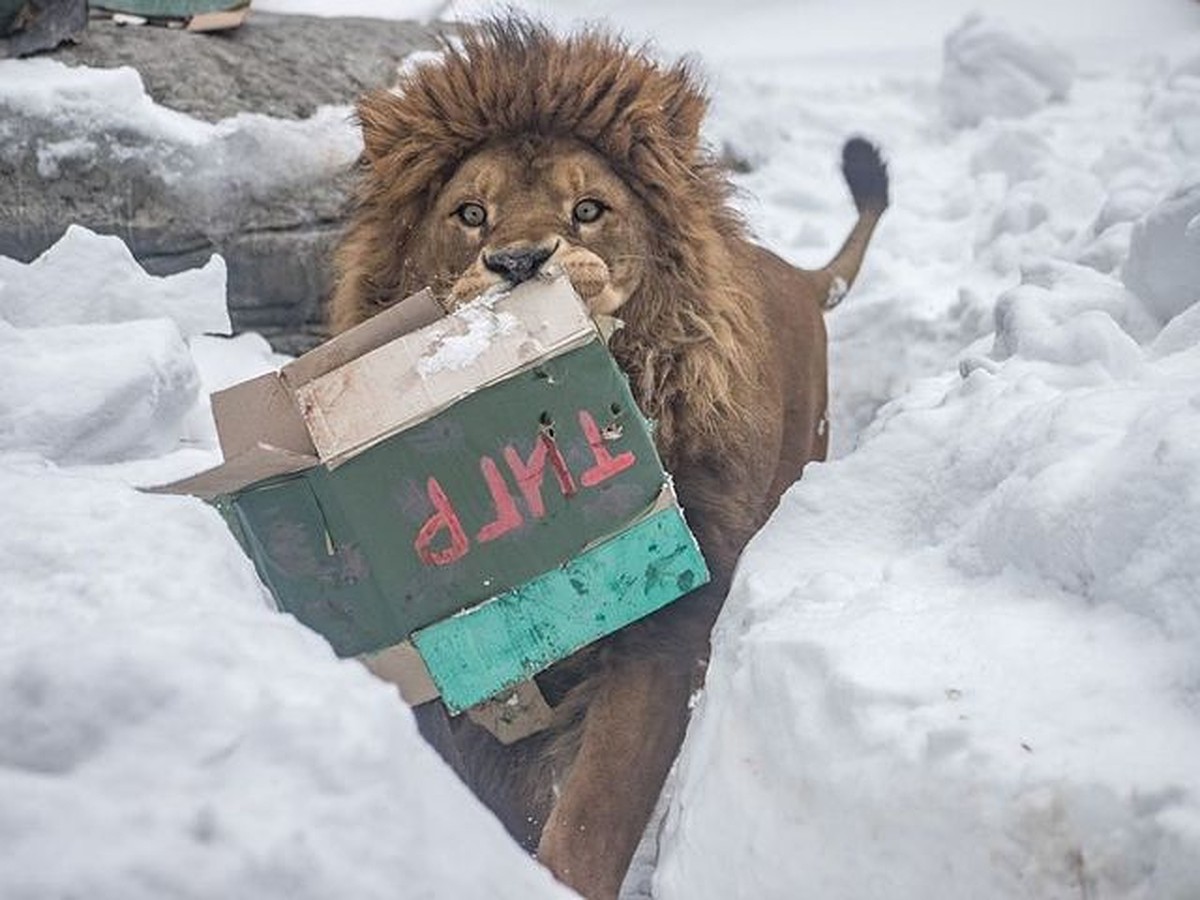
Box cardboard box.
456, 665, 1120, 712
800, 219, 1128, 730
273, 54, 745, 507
90, 1, 250, 31
160, 277, 709, 715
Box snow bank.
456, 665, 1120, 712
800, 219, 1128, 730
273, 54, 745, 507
0, 225, 228, 336
0, 226, 225, 465
0, 466, 574, 900
652, 20, 1200, 900
0, 318, 199, 465
0, 215, 573, 899
940, 14, 1074, 128
654, 252, 1200, 898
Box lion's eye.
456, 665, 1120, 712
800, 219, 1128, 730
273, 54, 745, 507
456, 202, 487, 228
572, 199, 606, 224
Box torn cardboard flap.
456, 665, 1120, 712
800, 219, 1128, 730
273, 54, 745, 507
210, 287, 444, 464
150, 443, 317, 501
295, 277, 597, 467
156, 280, 592, 498
212, 371, 315, 460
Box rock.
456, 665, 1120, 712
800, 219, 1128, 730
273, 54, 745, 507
0, 12, 442, 352
0, 0, 86, 58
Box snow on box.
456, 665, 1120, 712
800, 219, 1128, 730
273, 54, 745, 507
158, 276, 709, 715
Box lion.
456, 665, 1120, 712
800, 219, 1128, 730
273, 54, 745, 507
330, 18, 887, 899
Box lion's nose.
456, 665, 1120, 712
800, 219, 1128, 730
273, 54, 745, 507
483, 245, 555, 286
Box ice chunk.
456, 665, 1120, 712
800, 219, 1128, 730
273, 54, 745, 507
991, 260, 1154, 374
940, 14, 1074, 128
0, 318, 200, 464
0, 226, 229, 337
1122, 183, 1200, 325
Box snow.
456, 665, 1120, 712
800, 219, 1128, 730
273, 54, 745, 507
417, 294, 519, 376
0, 226, 229, 337
939, 13, 1074, 127
0, 465, 573, 900
253, 0, 447, 20
654, 253, 1200, 894
0, 317, 199, 465
445, 0, 1199, 70
0, 59, 361, 227
1123, 183, 1200, 324
4, 1, 1200, 898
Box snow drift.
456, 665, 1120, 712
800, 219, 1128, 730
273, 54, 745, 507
0, 200, 573, 900
652, 19, 1200, 900
940, 14, 1074, 127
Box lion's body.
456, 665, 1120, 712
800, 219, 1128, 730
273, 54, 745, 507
330, 19, 886, 898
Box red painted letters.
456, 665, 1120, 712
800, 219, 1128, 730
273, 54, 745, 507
476, 456, 523, 543
413, 476, 469, 566
416, 407, 639, 566
503, 434, 577, 518
578, 410, 636, 487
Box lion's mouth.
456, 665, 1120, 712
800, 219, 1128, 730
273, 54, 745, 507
450, 240, 628, 317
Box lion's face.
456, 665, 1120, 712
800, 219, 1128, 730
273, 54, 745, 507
406, 136, 653, 314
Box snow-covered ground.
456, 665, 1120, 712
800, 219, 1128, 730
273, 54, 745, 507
3, 1, 1200, 898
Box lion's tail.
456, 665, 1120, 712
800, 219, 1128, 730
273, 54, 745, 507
817, 137, 889, 310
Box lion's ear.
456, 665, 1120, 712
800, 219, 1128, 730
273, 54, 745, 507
660, 65, 708, 149
356, 89, 406, 163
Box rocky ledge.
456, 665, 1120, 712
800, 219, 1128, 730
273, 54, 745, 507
0, 12, 441, 353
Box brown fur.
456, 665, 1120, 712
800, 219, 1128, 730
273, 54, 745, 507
331, 18, 887, 899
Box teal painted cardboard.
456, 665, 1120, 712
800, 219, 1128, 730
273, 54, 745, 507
413, 505, 708, 713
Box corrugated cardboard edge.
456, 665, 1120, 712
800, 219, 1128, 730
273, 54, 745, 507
295, 277, 598, 468
359, 641, 439, 706
186, 7, 248, 31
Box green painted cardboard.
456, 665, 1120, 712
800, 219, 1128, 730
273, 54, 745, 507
413, 505, 707, 713
216, 340, 669, 658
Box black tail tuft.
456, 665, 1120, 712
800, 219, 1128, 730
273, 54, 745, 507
842, 137, 889, 214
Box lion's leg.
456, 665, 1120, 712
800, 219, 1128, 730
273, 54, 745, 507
414, 700, 556, 851
535, 598, 715, 899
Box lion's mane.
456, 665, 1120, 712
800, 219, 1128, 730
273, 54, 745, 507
332, 18, 768, 467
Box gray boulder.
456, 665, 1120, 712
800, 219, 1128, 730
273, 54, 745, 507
0, 12, 441, 353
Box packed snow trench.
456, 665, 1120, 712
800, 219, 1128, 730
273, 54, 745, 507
3, 1, 1200, 898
